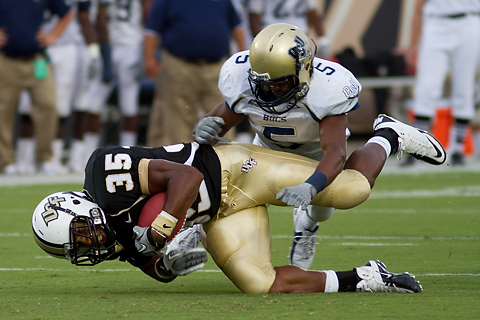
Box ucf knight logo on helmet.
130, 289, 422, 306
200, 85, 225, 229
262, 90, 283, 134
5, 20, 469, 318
41, 196, 67, 226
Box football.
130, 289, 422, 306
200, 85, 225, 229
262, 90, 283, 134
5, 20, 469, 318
138, 192, 187, 242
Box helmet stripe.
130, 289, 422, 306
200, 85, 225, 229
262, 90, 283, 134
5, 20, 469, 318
32, 229, 65, 258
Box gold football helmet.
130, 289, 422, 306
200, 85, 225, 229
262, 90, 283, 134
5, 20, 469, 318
248, 23, 314, 114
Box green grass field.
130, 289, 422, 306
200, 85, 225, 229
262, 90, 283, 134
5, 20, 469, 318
1, 170, 479, 319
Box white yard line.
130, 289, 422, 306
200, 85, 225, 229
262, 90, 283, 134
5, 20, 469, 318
0, 268, 478, 276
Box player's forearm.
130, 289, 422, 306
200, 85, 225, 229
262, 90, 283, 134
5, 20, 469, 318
96, 4, 109, 44
78, 10, 97, 44
144, 33, 159, 62
147, 161, 203, 224
231, 26, 247, 51
49, 10, 74, 43
314, 149, 346, 187
249, 12, 262, 37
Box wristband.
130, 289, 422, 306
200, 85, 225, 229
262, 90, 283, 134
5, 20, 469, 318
151, 210, 178, 238
305, 171, 328, 194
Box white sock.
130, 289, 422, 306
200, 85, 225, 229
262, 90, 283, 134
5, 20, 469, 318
83, 132, 100, 163
120, 130, 137, 146
474, 131, 480, 157
366, 136, 391, 157
51, 139, 64, 166
68, 139, 85, 171
16, 137, 36, 171
322, 270, 339, 293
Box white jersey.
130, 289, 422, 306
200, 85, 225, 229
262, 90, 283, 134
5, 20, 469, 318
423, 0, 480, 16
43, 0, 86, 46
231, 0, 253, 49
219, 50, 361, 159
248, 0, 318, 34
105, 0, 144, 46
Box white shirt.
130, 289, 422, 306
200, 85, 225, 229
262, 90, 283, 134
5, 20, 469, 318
249, 0, 318, 34
219, 50, 361, 160
423, 0, 480, 16
43, 0, 86, 46
105, 0, 144, 46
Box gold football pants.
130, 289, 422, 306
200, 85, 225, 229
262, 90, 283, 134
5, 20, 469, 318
204, 143, 371, 293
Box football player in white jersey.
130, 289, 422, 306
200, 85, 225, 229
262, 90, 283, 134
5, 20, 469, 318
405, 0, 480, 166
170, 23, 447, 271
84, 0, 150, 162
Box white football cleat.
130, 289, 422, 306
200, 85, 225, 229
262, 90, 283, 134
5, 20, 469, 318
373, 114, 446, 165
166, 224, 201, 255
288, 207, 320, 270
38, 161, 57, 176
3, 164, 18, 175
356, 260, 422, 293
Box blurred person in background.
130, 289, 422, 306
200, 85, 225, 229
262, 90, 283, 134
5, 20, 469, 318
15, 0, 101, 175
77, 0, 152, 171
404, 0, 480, 166
248, 0, 329, 59
144, 0, 246, 147
0, 0, 73, 175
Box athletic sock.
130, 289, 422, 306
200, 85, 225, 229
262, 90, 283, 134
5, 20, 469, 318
322, 270, 339, 293
120, 130, 137, 147
452, 119, 469, 154
373, 129, 399, 155
336, 269, 361, 292
366, 136, 392, 157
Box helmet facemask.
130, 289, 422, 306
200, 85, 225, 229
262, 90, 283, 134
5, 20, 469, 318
248, 24, 313, 114
248, 70, 305, 114
68, 210, 117, 266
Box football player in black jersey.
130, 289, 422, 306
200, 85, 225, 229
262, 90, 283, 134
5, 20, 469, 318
33, 142, 422, 294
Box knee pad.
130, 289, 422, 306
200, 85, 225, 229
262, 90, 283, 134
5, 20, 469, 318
313, 169, 371, 209
203, 206, 276, 294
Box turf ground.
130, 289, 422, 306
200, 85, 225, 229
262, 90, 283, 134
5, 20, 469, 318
1, 165, 479, 319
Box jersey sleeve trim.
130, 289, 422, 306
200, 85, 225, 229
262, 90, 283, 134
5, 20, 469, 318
226, 99, 246, 114
139, 159, 151, 195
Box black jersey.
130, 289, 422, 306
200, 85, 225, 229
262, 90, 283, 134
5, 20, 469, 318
83, 142, 221, 266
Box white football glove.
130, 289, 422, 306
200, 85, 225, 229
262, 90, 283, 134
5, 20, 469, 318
161, 248, 208, 276
276, 182, 317, 210
87, 43, 101, 79
193, 116, 231, 144
133, 226, 165, 257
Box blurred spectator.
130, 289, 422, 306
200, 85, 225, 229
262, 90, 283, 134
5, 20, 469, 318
404, 0, 480, 166
15, 0, 101, 175
81, 0, 151, 165
144, 0, 246, 147
0, 0, 73, 175
248, 0, 329, 58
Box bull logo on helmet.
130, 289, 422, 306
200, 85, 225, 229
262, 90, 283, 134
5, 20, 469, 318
288, 36, 310, 71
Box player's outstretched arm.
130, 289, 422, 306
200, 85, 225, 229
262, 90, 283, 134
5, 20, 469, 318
139, 249, 208, 283
194, 102, 246, 145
